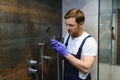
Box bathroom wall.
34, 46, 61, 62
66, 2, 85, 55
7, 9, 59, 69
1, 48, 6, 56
62, 0, 98, 80
0, 0, 62, 80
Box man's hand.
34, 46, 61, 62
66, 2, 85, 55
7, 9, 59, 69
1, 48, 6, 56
50, 39, 69, 57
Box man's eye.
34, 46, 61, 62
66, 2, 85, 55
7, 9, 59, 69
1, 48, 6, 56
69, 24, 74, 27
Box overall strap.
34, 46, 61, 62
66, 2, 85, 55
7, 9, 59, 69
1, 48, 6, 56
65, 35, 70, 47
77, 35, 92, 58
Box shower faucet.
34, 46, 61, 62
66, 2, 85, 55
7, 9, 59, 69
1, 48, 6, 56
38, 42, 52, 62
28, 60, 38, 75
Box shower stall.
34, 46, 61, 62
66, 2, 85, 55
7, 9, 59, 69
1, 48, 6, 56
0, 0, 62, 80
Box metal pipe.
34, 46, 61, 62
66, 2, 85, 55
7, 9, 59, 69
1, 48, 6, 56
38, 42, 45, 80
57, 53, 60, 80
35, 73, 38, 80
62, 60, 64, 80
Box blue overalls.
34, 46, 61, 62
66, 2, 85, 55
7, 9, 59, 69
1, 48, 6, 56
64, 35, 91, 80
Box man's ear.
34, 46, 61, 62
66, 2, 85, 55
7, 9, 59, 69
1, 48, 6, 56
79, 21, 84, 25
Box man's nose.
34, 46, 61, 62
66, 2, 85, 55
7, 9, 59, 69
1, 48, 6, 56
66, 26, 70, 30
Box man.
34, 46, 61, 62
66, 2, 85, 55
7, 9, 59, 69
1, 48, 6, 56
51, 8, 97, 80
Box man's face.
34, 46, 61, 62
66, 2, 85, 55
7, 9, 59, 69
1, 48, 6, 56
65, 17, 82, 37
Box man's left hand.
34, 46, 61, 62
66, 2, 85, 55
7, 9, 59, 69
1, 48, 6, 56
50, 39, 69, 57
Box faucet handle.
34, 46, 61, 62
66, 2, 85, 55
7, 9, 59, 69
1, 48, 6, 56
38, 42, 45, 46
43, 56, 52, 61
28, 67, 37, 75
28, 60, 37, 66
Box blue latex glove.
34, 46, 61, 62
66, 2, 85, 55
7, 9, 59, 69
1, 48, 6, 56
50, 39, 58, 49
51, 39, 69, 57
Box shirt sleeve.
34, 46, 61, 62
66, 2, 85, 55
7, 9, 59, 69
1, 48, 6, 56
82, 37, 97, 56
